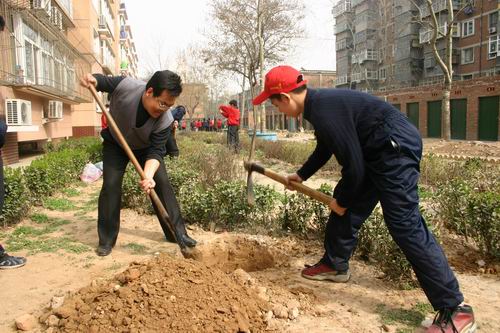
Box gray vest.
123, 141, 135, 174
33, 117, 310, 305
108, 78, 173, 150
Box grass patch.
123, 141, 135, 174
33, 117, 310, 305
5, 235, 90, 254
44, 198, 76, 211
30, 213, 49, 224
62, 188, 81, 197
376, 302, 433, 330
124, 242, 148, 255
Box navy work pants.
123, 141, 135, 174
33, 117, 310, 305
322, 115, 463, 310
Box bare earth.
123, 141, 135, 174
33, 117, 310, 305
1, 139, 499, 333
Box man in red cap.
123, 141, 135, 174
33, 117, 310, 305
219, 100, 240, 152
253, 65, 475, 333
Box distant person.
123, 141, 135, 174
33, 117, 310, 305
253, 65, 475, 333
216, 118, 222, 132
165, 105, 186, 158
0, 15, 27, 270
219, 100, 240, 153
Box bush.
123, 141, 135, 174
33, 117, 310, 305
23, 148, 91, 204
1, 168, 30, 227
281, 183, 333, 235
2, 137, 102, 226
433, 159, 500, 259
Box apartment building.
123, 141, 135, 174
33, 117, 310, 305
0, 0, 141, 165
333, 0, 500, 141
70, 0, 120, 138
0, 0, 92, 164
118, 2, 138, 78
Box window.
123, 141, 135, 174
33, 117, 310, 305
19, 19, 75, 93
489, 35, 500, 59
461, 47, 474, 64
379, 67, 387, 80
489, 11, 498, 29
462, 19, 474, 37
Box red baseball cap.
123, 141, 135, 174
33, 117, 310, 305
252, 65, 307, 105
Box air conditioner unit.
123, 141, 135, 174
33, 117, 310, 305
489, 27, 497, 34
98, 15, 107, 28
48, 100, 63, 119
32, 0, 52, 15
5, 99, 32, 126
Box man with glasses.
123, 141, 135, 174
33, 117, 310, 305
80, 71, 197, 256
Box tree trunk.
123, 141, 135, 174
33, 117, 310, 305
442, 85, 451, 140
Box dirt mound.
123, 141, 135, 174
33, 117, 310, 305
41, 254, 272, 333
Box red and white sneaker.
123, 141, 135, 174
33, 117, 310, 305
301, 262, 350, 282
426, 305, 476, 333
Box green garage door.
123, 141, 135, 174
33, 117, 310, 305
450, 99, 467, 140
427, 100, 442, 138
406, 102, 419, 129
478, 96, 499, 141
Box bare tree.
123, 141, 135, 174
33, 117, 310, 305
414, 0, 472, 140
203, 0, 305, 132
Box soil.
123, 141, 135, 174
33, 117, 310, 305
1, 139, 500, 333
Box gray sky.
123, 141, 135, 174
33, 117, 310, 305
125, 0, 336, 80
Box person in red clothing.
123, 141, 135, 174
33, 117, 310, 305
216, 118, 222, 132
219, 100, 240, 152
181, 119, 186, 131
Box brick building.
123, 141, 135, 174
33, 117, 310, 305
333, 0, 500, 141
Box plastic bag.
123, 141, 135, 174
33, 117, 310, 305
80, 163, 103, 183
94, 161, 104, 171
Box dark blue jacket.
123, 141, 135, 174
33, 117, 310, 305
297, 88, 409, 208
0, 120, 7, 149
171, 106, 186, 122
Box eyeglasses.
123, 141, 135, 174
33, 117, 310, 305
155, 97, 170, 111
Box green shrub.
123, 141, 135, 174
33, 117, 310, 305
121, 165, 153, 214
23, 149, 89, 204
281, 183, 333, 235
1, 168, 30, 227
2, 137, 102, 226
433, 158, 500, 259
47, 137, 102, 162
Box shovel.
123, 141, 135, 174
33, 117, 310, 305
88, 85, 200, 260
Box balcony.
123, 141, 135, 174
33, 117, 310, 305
419, 22, 460, 44
334, 22, 350, 34
98, 14, 114, 39
420, 0, 461, 18
333, 0, 351, 18
335, 75, 350, 86
351, 69, 378, 82
352, 49, 378, 63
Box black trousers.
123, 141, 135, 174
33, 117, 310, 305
322, 115, 463, 310
98, 140, 188, 247
227, 125, 239, 152
165, 134, 179, 158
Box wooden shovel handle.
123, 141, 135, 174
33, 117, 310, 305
244, 162, 334, 207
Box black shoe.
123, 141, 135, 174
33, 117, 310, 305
0, 253, 27, 269
96, 245, 112, 256
179, 234, 197, 248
